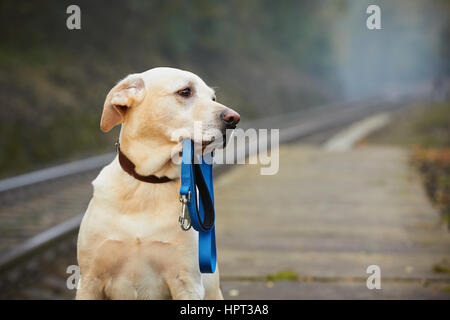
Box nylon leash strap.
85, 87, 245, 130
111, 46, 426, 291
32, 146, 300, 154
179, 139, 217, 273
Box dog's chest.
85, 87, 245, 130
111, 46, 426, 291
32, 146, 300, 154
84, 209, 200, 299
110, 211, 176, 240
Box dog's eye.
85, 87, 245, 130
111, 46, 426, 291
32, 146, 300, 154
177, 87, 192, 98
212, 96, 216, 101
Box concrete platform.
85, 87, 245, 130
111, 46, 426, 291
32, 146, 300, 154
214, 144, 450, 299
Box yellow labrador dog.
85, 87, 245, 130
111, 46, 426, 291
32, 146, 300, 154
76, 67, 240, 299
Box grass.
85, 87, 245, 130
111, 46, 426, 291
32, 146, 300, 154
366, 102, 450, 148
266, 270, 299, 281
433, 259, 450, 274
441, 286, 450, 293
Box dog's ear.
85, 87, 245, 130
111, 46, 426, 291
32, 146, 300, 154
100, 75, 146, 132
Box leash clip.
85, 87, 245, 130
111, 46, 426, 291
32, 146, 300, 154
178, 191, 191, 231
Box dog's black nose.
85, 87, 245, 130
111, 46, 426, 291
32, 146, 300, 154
220, 109, 240, 128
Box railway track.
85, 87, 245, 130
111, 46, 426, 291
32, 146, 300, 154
0, 89, 430, 299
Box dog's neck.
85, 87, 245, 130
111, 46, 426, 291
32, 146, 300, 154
93, 154, 181, 219
118, 134, 180, 180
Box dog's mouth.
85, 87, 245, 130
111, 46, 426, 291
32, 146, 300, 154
202, 139, 213, 147
201, 138, 215, 152
199, 128, 236, 151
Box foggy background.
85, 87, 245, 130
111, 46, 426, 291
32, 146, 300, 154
0, 0, 449, 177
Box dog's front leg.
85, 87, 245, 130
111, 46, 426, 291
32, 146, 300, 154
165, 271, 204, 300
75, 277, 104, 300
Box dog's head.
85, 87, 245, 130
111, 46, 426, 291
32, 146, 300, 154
100, 67, 240, 152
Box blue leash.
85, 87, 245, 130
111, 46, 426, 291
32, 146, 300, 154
179, 139, 217, 273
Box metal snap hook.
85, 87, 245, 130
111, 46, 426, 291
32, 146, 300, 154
179, 191, 191, 231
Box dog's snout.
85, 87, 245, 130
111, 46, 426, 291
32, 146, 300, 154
220, 109, 240, 128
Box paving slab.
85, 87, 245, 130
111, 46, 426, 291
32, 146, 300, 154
221, 281, 450, 300
214, 145, 450, 299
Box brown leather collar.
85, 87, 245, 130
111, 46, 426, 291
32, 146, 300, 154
117, 143, 175, 184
